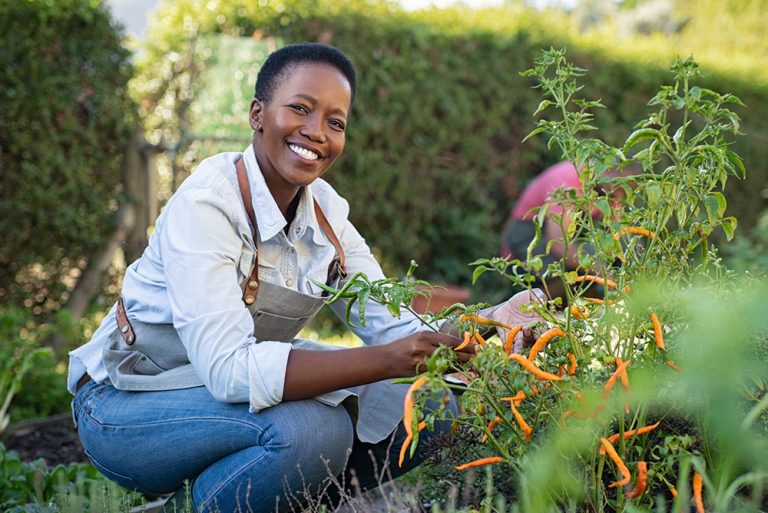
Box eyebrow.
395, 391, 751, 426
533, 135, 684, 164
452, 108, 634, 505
291, 93, 348, 119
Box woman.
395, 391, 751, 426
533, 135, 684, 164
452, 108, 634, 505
69, 43, 542, 513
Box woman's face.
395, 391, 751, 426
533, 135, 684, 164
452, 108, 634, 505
250, 62, 351, 193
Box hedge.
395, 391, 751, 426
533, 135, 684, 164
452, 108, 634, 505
0, 0, 135, 310
134, 0, 768, 289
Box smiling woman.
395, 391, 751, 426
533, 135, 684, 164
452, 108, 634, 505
66, 42, 544, 513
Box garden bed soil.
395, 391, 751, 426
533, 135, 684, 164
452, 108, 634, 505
2, 413, 89, 467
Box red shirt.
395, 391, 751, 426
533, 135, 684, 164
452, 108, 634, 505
511, 161, 582, 220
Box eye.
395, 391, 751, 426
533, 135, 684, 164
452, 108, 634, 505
288, 104, 309, 114
328, 118, 346, 132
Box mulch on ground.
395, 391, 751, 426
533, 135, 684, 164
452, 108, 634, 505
2, 413, 89, 467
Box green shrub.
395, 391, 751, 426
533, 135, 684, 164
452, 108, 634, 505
0, 0, 135, 311
0, 441, 142, 513
0, 307, 71, 423
132, 0, 768, 288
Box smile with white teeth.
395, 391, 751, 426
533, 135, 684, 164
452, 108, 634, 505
288, 144, 319, 161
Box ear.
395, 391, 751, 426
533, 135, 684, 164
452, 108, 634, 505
249, 99, 263, 131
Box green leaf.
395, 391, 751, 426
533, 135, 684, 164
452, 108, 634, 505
472, 265, 488, 284
522, 126, 547, 143
725, 149, 746, 179
703, 192, 727, 224
533, 100, 554, 116
595, 196, 612, 219
721, 217, 737, 241
566, 210, 581, 239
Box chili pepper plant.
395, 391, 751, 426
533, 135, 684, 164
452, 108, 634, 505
319, 49, 768, 512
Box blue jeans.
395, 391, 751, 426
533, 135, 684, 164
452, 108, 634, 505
72, 380, 456, 513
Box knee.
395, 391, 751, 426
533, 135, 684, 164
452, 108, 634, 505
270, 402, 354, 477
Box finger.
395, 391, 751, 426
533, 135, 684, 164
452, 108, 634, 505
522, 327, 535, 348
454, 350, 477, 364
512, 331, 525, 354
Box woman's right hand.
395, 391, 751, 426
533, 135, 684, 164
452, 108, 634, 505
387, 331, 477, 377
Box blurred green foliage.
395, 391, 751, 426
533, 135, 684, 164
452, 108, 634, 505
0, 307, 71, 423
0, 0, 135, 311
0, 441, 141, 512
132, 0, 768, 288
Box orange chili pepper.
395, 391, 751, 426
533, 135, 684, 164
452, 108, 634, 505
398, 420, 427, 467
454, 456, 503, 470
570, 303, 590, 319
665, 359, 681, 371
528, 327, 566, 361
693, 473, 705, 512
481, 416, 503, 443
574, 275, 632, 294
615, 357, 631, 414
504, 325, 522, 355
598, 438, 632, 488
669, 485, 679, 498
454, 331, 472, 351
459, 314, 514, 330
500, 389, 531, 405
398, 433, 413, 467
568, 353, 577, 376
403, 377, 427, 435
650, 311, 666, 350
510, 354, 563, 381
614, 227, 655, 240
603, 359, 632, 398
625, 461, 648, 499
573, 275, 618, 289
599, 421, 661, 455
509, 401, 533, 440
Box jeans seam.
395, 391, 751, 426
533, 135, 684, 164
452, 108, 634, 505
194, 438, 284, 509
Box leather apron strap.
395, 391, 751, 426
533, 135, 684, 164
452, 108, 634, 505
235, 157, 347, 305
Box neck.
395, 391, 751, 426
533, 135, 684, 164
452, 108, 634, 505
283, 188, 302, 229
251, 139, 301, 219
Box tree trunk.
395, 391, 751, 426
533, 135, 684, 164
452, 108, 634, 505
48, 128, 148, 354
48, 204, 135, 354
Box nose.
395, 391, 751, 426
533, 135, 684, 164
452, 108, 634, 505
299, 113, 326, 143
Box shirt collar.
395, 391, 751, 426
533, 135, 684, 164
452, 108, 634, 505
242, 145, 328, 246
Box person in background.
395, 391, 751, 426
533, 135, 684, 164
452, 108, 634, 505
501, 160, 636, 299
68, 43, 545, 513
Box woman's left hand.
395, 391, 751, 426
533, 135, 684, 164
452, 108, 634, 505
481, 288, 547, 354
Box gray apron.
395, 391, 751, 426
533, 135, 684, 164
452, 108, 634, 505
101, 157, 409, 442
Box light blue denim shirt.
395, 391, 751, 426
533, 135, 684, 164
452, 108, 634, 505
68, 144, 427, 418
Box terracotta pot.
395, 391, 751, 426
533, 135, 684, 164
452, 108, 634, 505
411, 283, 472, 314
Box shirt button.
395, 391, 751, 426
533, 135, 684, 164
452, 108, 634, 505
286, 279, 294, 287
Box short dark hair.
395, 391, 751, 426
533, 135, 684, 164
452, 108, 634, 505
254, 43, 357, 105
